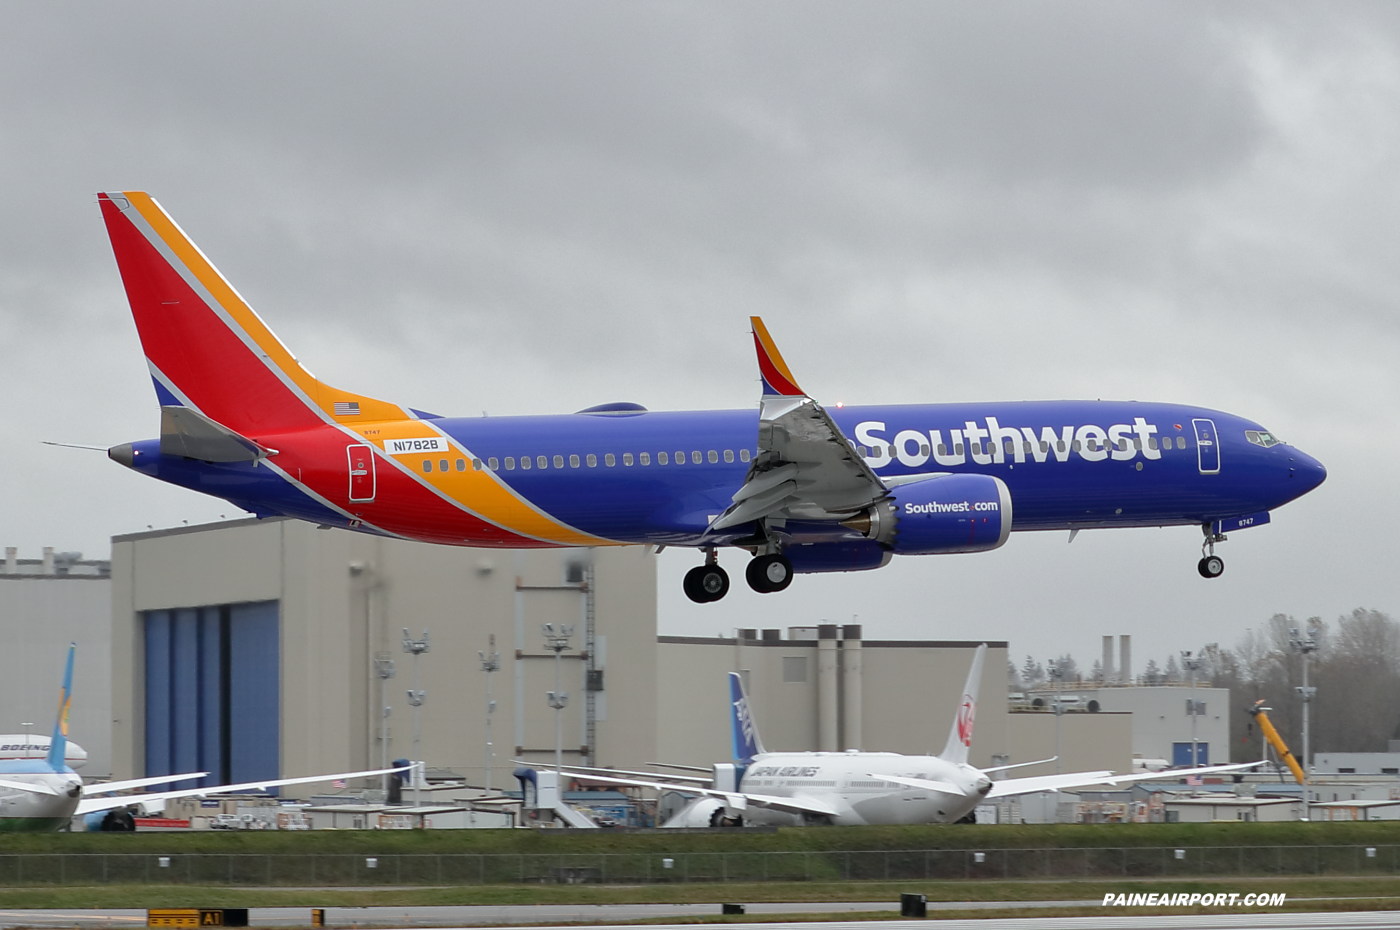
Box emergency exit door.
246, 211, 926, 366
347, 443, 376, 501
1192, 419, 1220, 475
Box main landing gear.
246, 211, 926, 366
683, 550, 730, 604
683, 550, 795, 602
1198, 526, 1226, 579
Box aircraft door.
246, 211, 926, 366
1192, 419, 1220, 475
347, 443, 376, 501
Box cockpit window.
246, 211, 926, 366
1245, 429, 1283, 447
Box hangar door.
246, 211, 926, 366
143, 601, 280, 789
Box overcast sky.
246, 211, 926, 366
2, 2, 1396, 669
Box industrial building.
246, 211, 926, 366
0, 546, 113, 776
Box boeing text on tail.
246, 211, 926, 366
98, 192, 1327, 602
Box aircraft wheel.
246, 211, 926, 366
1197, 555, 1224, 579
684, 564, 730, 603
746, 554, 793, 593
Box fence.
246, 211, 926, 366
1, 845, 1398, 885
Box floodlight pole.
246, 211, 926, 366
1290, 627, 1318, 820
1047, 660, 1063, 775
1182, 651, 1202, 767
479, 635, 501, 792
402, 628, 431, 808
374, 658, 396, 795
543, 623, 574, 774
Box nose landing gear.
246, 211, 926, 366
1198, 526, 1226, 578
683, 550, 730, 603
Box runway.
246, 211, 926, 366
1, 904, 1398, 929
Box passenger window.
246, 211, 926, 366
1177, 436, 1186, 449
456, 459, 466, 471
920, 444, 930, 456
971, 442, 982, 455
488, 457, 499, 470
937, 444, 947, 456
658, 451, 669, 465
505, 457, 515, 470
1022, 441, 1031, 453
694, 451, 703, 464
887, 445, 897, 457
1148, 438, 1158, 451
569, 454, 580, 468
422, 460, 432, 473
858, 447, 867, 458
537, 455, 548, 469
586, 454, 596, 467
740, 449, 751, 462
640, 452, 650, 465
1087, 439, 1098, 452
602, 453, 612, 466
439, 459, 449, 472
621, 452, 632, 466
521, 457, 531, 470
472, 458, 483, 470
1116, 440, 1126, 452
1040, 441, 1049, 453
1005, 440, 1014, 454
1056, 441, 1065, 453
724, 449, 734, 463
708, 450, 718, 463
1072, 440, 1082, 452
554, 455, 565, 468
1133, 438, 1141, 450
954, 443, 964, 455
676, 451, 686, 464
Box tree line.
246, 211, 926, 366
1009, 609, 1400, 762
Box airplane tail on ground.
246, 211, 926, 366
938, 643, 986, 766
45, 644, 75, 772
729, 672, 767, 763
96, 191, 412, 438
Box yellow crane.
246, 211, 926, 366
1250, 699, 1306, 785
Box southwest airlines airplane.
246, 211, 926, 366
0, 645, 407, 831
555, 646, 1259, 827
97, 192, 1326, 602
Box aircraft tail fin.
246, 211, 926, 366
729, 672, 767, 762
750, 317, 805, 398
938, 643, 986, 765
96, 191, 413, 437
46, 644, 75, 771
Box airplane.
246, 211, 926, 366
0, 735, 87, 769
96, 192, 1327, 603
0, 645, 408, 832
554, 645, 1262, 827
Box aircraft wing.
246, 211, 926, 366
864, 774, 970, 796
74, 765, 409, 816
0, 777, 62, 796
709, 318, 887, 532
556, 768, 840, 819
986, 761, 1264, 799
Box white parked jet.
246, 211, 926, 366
0, 645, 409, 832
562, 644, 1259, 826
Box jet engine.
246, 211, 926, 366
843, 474, 1011, 555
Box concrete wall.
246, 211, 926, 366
1026, 685, 1229, 763
0, 575, 112, 776
1005, 712, 1133, 775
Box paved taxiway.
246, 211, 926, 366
2, 906, 1399, 929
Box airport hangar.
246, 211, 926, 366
106, 517, 1131, 796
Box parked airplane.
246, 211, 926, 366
98, 192, 1326, 603
558, 646, 1260, 827
0, 735, 87, 769
0, 645, 408, 831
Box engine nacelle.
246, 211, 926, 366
845, 474, 1012, 555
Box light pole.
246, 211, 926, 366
374, 657, 396, 796
1047, 659, 1063, 774
1181, 651, 1202, 767
542, 622, 574, 774
478, 634, 500, 792
402, 628, 430, 808
1289, 627, 1318, 819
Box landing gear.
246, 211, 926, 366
683, 551, 730, 603
1198, 526, 1226, 579
746, 553, 793, 593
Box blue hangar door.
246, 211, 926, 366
144, 601, 280, 788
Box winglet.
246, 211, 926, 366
46, 644, 75, 771
750, 317, 805, 397
729, 672, 767, 762
939, 643, 986, 765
